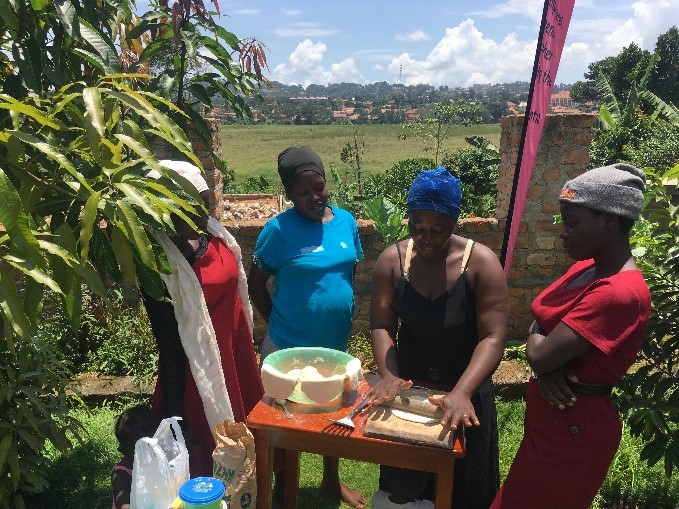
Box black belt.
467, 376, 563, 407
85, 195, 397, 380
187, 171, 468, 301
566, 380, 613, 396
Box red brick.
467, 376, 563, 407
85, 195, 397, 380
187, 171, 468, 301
561, 151, 590, 165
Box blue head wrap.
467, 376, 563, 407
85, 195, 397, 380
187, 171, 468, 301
407, 166, 462, 220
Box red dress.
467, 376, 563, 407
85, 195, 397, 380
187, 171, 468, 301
490, 260, 650, 509
152, 237, 264, 476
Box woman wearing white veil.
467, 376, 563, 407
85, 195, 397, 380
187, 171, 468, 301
143, 159, 262, 476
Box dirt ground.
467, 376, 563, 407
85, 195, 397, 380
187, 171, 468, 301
72, 359, 530, 403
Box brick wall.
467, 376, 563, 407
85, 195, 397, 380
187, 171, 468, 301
0, 114, 600, 343
497, 114, 595, 336
224, 114, 596, 343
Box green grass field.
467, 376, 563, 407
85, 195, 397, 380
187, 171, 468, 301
219, 124, 502, 183
26, 399, 679, 509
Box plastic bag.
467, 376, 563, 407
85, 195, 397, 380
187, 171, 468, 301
130, 417, 190, 509
212, 420, 257, 509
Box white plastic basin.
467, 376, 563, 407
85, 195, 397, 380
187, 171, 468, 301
261, 347, 362, 404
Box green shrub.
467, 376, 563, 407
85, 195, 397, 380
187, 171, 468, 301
362, 195, 409, 244
361, 157, 435, 242
223, 175, 278, 194
617, 167, 679, 477
588, 115, 679, 173
328, 166, 363, 217
363, 157, 436, 207
38, 291, 158, 387
82, 299, 158, 388
441, 137, 499, 218
0, 337, 81, 507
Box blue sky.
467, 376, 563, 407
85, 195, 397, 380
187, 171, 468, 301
212, 0, 679, 88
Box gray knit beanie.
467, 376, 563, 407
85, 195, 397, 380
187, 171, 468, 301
559, 163, 646, 220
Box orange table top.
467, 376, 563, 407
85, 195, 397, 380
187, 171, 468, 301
247, 376, 465, 463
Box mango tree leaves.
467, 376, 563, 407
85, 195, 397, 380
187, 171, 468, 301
0, 79, 203, 342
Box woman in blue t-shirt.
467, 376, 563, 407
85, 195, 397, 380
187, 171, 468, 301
248, 145, 366, 509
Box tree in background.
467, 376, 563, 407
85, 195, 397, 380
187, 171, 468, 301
0, 0, 266, 504
399, 99, 484, 164
589, 53, 679, 172
127, 1, 268, 178
648, 26, 679, 108
571, 26, 679, 108
570, 43, 652, 105
442, 136, 500, 218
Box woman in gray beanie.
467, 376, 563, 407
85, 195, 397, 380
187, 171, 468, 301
490, 163, 652, 509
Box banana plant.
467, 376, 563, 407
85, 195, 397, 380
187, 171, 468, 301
362, 195, 408, 245
595, 53, 661, 131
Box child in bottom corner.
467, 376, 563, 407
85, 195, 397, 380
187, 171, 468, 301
111, 405, 161, 509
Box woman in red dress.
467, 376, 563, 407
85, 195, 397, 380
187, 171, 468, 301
490, 163, 651, 509
143, 160, 263, 476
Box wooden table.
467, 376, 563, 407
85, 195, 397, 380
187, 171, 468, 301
247, 377, 466, 509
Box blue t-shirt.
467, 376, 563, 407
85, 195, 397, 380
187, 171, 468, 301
253, 205, 364, 351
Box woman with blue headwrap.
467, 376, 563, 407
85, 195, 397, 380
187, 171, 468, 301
367, 167, 509, 509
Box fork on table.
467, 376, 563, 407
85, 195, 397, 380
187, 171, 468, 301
326, 397, 371, 430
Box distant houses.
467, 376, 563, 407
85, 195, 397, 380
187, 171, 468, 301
211, 88, 596, 124
505, 91, 596, 117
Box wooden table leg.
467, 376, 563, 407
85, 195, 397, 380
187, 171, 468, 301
434, 461, 455, 509
283, 450, 300, 509
253, 428, 272, 509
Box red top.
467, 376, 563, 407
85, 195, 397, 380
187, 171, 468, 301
490, 260, 651, 509
154, 237, 264, 476
531, 259, 651, 384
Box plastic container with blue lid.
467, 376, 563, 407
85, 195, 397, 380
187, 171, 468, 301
178, 477, 225, 509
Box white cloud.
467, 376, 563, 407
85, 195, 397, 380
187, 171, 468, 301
273, 39, 364, 87
353, 49, 398, 62
234, 9, 259, 15
558, 0, 679, 81
603, 0, 679, 51
382, 1, 679, 87
395, 29, 431, 42
330, 58, 362, 81
470, 0, 545, 23
389, 19, 536, 87
273, 23, 338, 38
281, 9, 302, 16
263, 0, 679, 86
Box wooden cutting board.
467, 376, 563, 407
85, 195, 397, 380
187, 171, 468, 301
364, 388, 458, 449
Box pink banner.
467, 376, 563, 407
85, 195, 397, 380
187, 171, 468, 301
501, 0, 575, 275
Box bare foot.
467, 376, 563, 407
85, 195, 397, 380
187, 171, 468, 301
320, 478, 367, 508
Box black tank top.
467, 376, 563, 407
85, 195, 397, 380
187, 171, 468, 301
393, 238, 478, 385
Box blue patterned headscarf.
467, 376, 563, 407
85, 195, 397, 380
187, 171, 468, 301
407, 166, 462, 220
